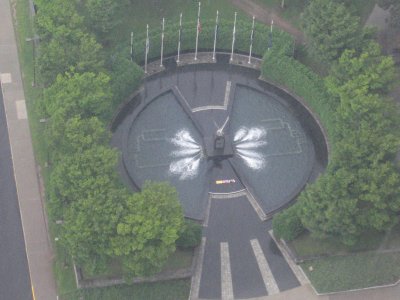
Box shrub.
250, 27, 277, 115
107, 54, 144, 108
176, 219, 202, 249
261, 49, 336, 140
273, 204, 305, 241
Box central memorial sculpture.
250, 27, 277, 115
111, 63, 327, 220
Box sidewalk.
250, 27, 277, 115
0, 0, 57, 299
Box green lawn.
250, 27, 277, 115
81, 248, 194, 280
301, 251, 400, 293
290, 225, 400, 258
80, 279, 191, 300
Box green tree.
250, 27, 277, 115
42, 71, 112, 119
302, 0, 362, 62
48, 144, 119, 219
61, 186, 126, 272
326, 42, 396, 100
84, 0, 119, 35
37, 31, 104, 85
35, 0, 84, 40
108, 55, 144, 107
35, 0, 104, 84
299, 168, 359, 245
111, 182, 184, 277
389, 4, 400, 29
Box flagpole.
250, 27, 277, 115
145, 24, 149, 73
230, 12, 237, 62
268, 19, 273, 51
177, 13, 182, 63
212, 10, 219, 61
194, 1, 201, 61
248, 16, 255, 64
160, 18, 165, 67
130, 32, 134, 62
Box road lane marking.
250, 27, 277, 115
250, 239, 280, 295
220, 242, 234, 300
189, 237, 206, 300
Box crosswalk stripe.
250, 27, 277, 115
220, 242, 234, 300
250, 239, 280, 295
189, 237, 206, 300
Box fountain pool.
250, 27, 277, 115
111, 63, 327, 220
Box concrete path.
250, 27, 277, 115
228, 0, 305, 44
0, 0, 57, 299
191, 196, 300, 300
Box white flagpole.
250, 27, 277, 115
230, 12, 237, 62
268, 19, 273, 51
194, 2, 201, 61
160, 18, 165, 67
130, 32, 134, 62
145, 24, 149, 73
177, 13, 182, 63
212, 10, 219, 61
248, 16, 255, 64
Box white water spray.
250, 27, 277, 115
233, 127, 267, 169
169, 130, 202, 180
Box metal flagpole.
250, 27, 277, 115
160, 18, 165, 67
177, 13, 182, 63
248, 16, 255, 64
194, 2, 201, 60
212, 10, 219, 61
230, 12, 237, 62
130, 32, 134, 62
268, 19, 273, 51
145, 24, 149, 73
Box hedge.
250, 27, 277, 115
261, 50, 337, 140
129, 19, 293, 64
272, 204, 305, 241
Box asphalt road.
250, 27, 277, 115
0, 89, 32, 299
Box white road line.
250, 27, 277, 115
268, 230, 309, 285
245, 192, 267, 221
192, 105, 226, 112
250, 239, 280, 296
192, 80, 232, 112
224, 81, 232, 107
16, 100, 27, 120
203, 196, 212, 227
189, 237, 206, 300
220, 242, 234, 300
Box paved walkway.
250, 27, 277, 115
228, 0, 305, 44
0, 0, 57, 299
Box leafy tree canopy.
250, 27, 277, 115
37, 32, 104, 85
111, 182, 184, 277
326, 41, 396, 100
42, 71, 112, 119
302, 0, 362, 62
83, 0, 120, 35
35, 0, 84, 40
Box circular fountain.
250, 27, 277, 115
112, 63, 327, 220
